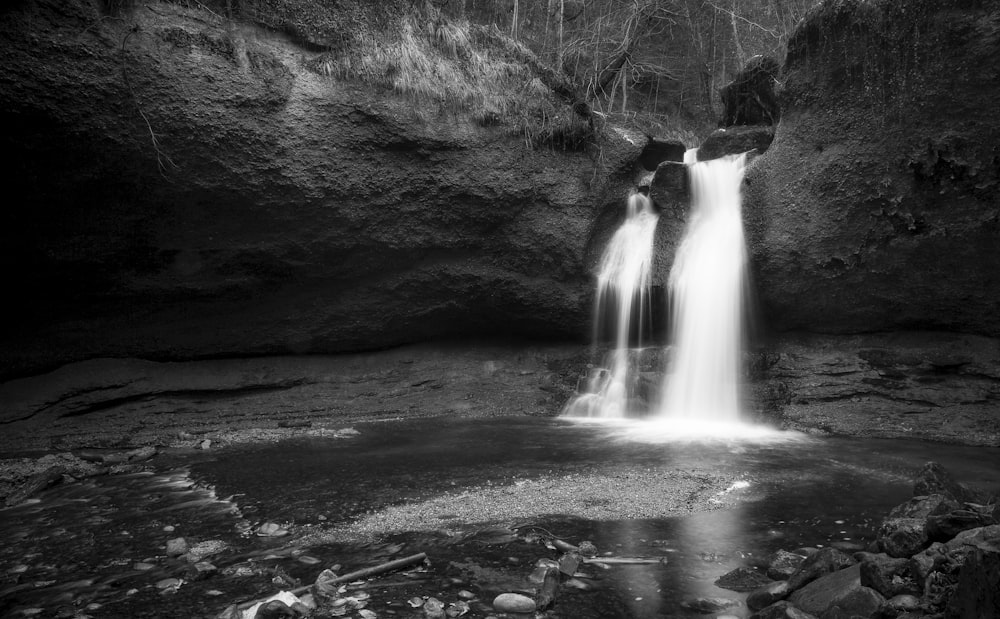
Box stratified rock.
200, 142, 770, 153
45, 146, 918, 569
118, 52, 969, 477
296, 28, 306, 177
748, 581, 792, 611
492, 593, 536, 614
859, 553, 919, 598
767, 550, 808, 580
787, 548, 856, 591
877, 518, 929, 558
743, 0, 1000, 337
718, 55, 780, 127
715, 566, 773, 592
913, 463, 988, 504
698, 126, 774, 161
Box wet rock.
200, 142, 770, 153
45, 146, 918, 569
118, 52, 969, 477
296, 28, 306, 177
492, 593, 535, 614
913, 463, 987, 504
255, 600, 296, 618
820, 584, 886, 619
859, 553, 920, 597
926, 509, 995, 542
948, 545, 1000, 619
165, 537, 188, 557
698, 126, 774, 161
752, 600, 818, 619
577, 540, 598, 557
747, 580, 792, 611
680, 597, 739, 613
787, 548, 856, 591
877, 518, 929, 558
884, 593, 921, 614
715, 566, 774, 592
185, 540, 228, 562
887, 494, 959, 520
256, 522, 289, 537
789, 564, 873, 616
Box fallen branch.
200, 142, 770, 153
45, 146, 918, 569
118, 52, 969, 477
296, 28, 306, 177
584, 556, 667, 565
235, 552, 428, 611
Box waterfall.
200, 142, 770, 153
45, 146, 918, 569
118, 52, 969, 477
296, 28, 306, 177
658, 153, 748, 424
562, 192, 659, 418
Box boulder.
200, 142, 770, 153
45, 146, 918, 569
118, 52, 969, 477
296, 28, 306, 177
698, 126, 774, 161
492, 592, 536, 614
876, 518, 928, 559
887, 494, 959, 520
715, 566, 774, 592
743, 0, 1000, 337
926, 509, 995, 542
858, 553, 919, 598
748, 580, 793, 611
787, 548, 856, 591
767, 550, 808, 581
789, 564, 884, 617
913, 463, 987, 504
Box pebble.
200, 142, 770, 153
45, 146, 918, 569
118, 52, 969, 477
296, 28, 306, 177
457, 590, 476, 600
165, 537, 188, 556
200, 439, 212, 450
492, 593, 536, 614
257, 522, 289, 537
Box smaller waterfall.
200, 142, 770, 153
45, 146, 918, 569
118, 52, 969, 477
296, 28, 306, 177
658, 153, 748, 424
563, 192, 659, 418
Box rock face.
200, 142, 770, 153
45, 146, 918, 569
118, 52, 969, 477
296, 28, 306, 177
743, 0, 1000, 337
0, 0, 644, 377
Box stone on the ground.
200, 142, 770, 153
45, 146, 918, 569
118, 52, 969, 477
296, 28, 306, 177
747, 580, 792, 611
877, 517, 929, 558
819, 585, 885, 619
787, 548, 855, 591
766, 550, 807, 580
884, 593, 921, 613
715, 566, 773, 592
165, 537, 188, 557
492, 592, 535, 614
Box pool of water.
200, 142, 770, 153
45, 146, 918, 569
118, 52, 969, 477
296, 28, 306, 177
1, 416, 997, 618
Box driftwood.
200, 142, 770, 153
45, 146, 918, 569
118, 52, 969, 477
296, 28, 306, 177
584, 556, 667, 565
235, 552, 428, 611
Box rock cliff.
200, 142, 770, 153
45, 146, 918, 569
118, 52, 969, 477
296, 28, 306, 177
0, 0, 644, 378
743, 0, 1000, 336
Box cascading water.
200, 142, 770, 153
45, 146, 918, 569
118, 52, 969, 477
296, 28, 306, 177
658, 152, 749, 426
565, 150, 765, 439
562, 192, 658, 418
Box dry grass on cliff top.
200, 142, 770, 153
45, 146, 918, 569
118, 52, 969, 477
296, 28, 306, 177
308, 13, 592, 149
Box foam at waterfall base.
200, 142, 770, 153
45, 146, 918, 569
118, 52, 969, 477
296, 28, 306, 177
563, 416, 811, 445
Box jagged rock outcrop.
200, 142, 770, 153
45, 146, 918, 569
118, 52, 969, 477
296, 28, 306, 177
743, 0, 1000, 336
0, 0, 644, 378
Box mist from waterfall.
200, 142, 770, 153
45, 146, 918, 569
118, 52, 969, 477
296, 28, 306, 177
562, 192, 659, 419
658, 152, 748, 426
